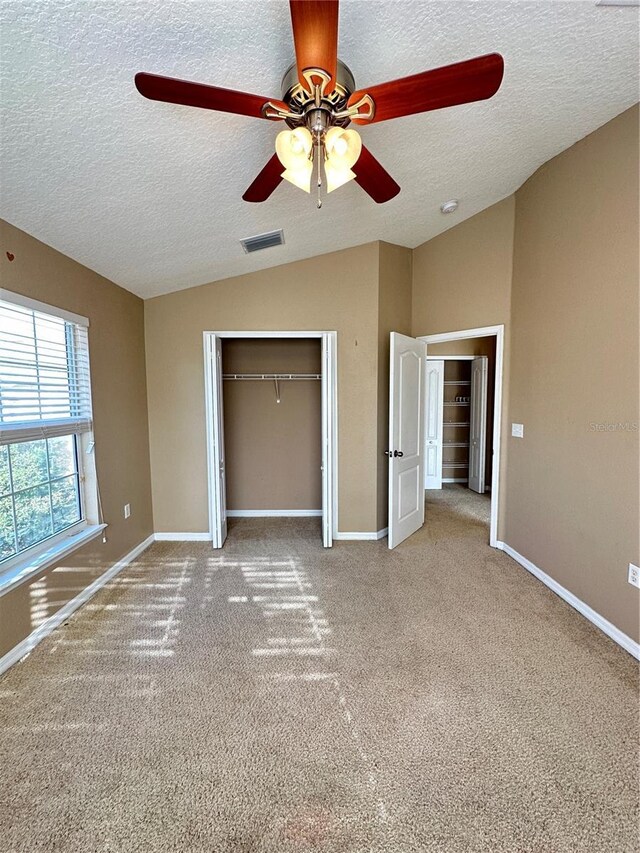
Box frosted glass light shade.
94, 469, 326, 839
282, 161, 313, 193
276, 127, 313, 167
276, 128, 313, 192
325, 127, 361, 168
324, 126, 362, 193
324, 160, 356, 193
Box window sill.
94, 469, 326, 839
0, 524, 107, 597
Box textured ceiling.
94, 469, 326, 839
1, 1, 638, 298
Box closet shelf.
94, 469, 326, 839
444, 422, 470, 426
443, 401, 470, 406
442, 462, 469, 468
444, 381, 470, 386
222, 373, 321, 380
443, 442, 469, 447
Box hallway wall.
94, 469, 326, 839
411, 197, 514, 537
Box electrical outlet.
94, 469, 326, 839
512, 423, 524, 438
123, 503, 131, 519
628, 563, 640, 589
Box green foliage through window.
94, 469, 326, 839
0, 435, 81, 562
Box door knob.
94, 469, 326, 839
393, 450, 404, 457
384, 450, 392, 457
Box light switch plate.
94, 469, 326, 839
512, 423, 524, 438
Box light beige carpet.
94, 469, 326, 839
0, 486, 638, 852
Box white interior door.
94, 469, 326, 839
206, 335, 227, 548
321, 334, 335, 548
469, 356, 488, 494
424, 359, 444, 489
388, 332, 426, 549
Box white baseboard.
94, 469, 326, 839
0, 534, 155, 678
496, 541, 640, 660
154, 532, 211, 541
335, 528, 388, 541
226, 510, 322, 518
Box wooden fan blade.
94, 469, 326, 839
242, 154, 284, 203
348, 53, 504, 124
353, 146, 400, 203
289, 0, 339, 92
135, 72, 287, 120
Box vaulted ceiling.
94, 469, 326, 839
1, 1, 638, 298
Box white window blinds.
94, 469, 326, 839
0, 293, 92, 445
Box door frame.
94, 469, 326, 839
418, 325, 504, 549
202, 330, 338, 545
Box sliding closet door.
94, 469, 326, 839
205, 335, 227, 548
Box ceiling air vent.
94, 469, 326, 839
240, 229, 285, 254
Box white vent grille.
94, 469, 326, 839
240, 229, 285, 254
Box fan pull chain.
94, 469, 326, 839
316, 130, 322, 209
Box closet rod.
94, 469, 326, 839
222, 373, 321, 380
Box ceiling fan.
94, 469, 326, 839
135, 0, 504, 207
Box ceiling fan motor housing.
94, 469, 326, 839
280, 59, 356, 132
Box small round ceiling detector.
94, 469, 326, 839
440, 199, 459, 214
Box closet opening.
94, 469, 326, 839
203, 331, 337, 549
419, 325, 504, 548
223, 338, 321, 518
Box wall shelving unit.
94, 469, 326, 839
442, 361, 472, 482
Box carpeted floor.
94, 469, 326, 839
1, 486, 638, 852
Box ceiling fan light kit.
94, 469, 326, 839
135, 0, 504, 207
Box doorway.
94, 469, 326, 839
203, 331, 337, 549
419, 325, 504, 548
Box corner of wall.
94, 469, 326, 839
376, 242, 413, 530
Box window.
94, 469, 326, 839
0, 291, 96, 571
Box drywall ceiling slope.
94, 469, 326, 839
1, 0, 638, 298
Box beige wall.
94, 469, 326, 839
506, 105, 639, 642
145, 243, 381, 533
0, 219, 153, 657
412, 196, 515, 536
411, 196, 515, 338
221, 339, 321, 511
377, 243, 413, 528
